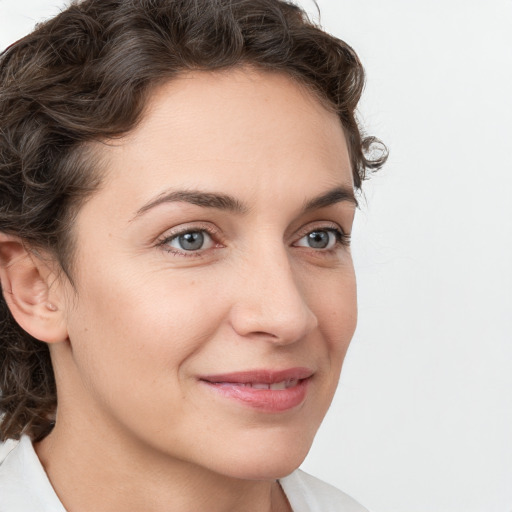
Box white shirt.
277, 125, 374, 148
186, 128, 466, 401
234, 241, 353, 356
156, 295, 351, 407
0, 436, 369, 512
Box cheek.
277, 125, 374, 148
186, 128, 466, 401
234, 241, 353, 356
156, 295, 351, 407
64, 264, 226, 394
307, 264, 357, 346
319, 276, 357, 405
61, 268, 231, 445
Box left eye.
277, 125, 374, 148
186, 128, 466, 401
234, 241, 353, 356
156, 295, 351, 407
295, 229, 340, 250
165, 230, 215, 252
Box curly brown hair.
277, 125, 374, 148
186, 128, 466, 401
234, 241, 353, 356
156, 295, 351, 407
0, 0, 386, 442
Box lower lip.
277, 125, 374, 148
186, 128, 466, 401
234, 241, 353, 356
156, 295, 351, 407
201, 379, 310, 413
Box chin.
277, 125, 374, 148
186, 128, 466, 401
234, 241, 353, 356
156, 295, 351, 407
207, 431, 315, 481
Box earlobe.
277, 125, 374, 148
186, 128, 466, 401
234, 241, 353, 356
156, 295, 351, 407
0, 233, 68, 344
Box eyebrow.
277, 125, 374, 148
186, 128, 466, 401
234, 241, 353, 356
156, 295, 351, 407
133, 190, 248, 219
132, 185, 357, 220
303, 186, 358, 211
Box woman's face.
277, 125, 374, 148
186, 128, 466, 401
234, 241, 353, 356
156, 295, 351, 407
56, 68, 357, 479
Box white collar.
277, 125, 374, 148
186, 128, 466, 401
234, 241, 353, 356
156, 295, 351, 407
0, 436, 67, 511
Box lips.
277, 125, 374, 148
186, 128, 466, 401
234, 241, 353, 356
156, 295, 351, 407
199, 367, 313, 412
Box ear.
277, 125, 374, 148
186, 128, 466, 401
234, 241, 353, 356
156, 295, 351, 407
0, 233, 68, 344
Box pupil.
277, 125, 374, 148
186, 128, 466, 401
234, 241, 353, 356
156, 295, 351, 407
308, 231, 329, 249
179, 232, 204, 251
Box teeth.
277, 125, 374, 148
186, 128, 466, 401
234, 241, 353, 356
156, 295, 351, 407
252, 383, 271, 389
248, 379, 299, 390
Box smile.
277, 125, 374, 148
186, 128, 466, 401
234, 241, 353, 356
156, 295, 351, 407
199, 368, 313, 412
218, 379, 299, 390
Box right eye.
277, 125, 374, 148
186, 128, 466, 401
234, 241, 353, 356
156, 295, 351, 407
161, 230, 215, 253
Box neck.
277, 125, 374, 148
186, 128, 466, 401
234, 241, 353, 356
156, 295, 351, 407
35, 416, 291, 512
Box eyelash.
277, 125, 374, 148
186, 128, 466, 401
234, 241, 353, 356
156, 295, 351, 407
156, 224, 220, 258
156, 223, 350, 258
302, 228, 351, 250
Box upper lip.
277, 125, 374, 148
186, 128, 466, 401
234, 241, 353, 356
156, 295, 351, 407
199, 367, 314, 384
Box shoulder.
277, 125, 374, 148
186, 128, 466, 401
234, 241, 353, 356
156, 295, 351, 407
279, 469, 370, 512
0, 436, 66, 512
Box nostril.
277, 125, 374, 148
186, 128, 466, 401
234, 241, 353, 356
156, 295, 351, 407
252, 331, 278, 338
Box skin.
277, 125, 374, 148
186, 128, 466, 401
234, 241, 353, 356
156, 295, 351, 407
3, 68, 357, 511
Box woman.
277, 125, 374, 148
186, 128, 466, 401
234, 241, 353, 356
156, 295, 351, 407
0, 0, 386, 510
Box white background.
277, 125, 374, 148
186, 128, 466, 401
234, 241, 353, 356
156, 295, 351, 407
1, 1, 511, 511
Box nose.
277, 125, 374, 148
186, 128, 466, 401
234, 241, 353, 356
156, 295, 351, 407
228, 248, 318, 345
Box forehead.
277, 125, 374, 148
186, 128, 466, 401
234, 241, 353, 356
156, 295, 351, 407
87, 68, 352, 216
